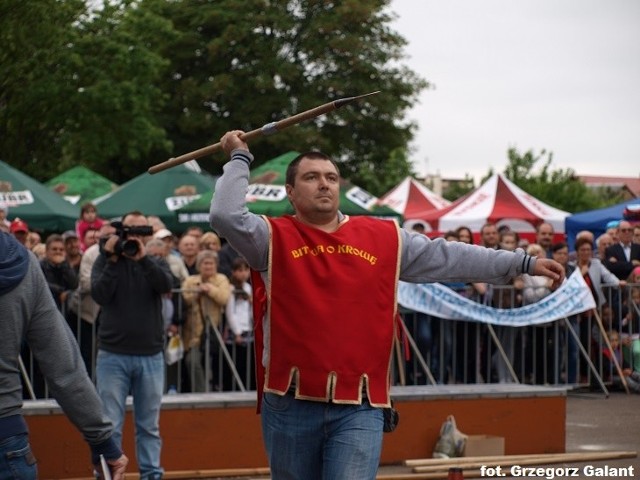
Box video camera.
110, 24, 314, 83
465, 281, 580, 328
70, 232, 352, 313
102, 221, 154, 257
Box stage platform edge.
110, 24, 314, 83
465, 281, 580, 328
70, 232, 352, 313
23, 383, 566, 479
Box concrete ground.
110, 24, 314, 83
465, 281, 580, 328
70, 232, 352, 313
376, 390, 640, 479
558, 391, 639, 479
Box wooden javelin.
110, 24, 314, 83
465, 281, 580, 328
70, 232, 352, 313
148, 91, 380, 174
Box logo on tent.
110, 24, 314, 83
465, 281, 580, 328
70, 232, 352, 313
345, 186, 376, 210
165, 195, 201, 211
0, 190, 34, 207
247, 184, 287, 202
178, 213, 210, 224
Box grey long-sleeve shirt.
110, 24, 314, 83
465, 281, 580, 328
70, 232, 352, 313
209, 149, 538, 284
0, 235, 120, 461
209, 150, 538, 369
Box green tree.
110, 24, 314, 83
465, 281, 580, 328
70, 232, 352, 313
441, 173, 475, 202
356, 147, 415, 196
141, 0, 427, 188
0, 0, 86, 179
0, 0, 174, 182
500, 148, 621, 213
1, 0, 427, 190
59, 0, 175, 182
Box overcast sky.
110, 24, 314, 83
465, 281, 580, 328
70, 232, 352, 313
388, 0, 640, 182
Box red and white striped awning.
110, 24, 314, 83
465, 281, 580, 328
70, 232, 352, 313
379, 177, 450, 218
408, 174, 570, 235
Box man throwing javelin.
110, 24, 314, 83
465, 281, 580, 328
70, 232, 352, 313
210, 131, 564, 480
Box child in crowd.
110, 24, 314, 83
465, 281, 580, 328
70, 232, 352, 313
498, 230, 519, 252
591, 304, 615, 345
621, 281, 640, 373
601, 329, 640, 393
76, 202, 105, 252
224, 257, 254, 390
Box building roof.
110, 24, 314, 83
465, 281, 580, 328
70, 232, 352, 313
578, 175, 640, 198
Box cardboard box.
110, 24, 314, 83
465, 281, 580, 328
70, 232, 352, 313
463, 435, 505, 457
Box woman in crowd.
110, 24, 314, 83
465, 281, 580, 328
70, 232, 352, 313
181, 250, 230, 392
455, 226, 473, 244
570, 236, 625, 383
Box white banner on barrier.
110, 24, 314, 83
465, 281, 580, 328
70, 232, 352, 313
397, 270, 596, 326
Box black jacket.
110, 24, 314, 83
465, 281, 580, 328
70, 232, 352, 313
91, 253, 173, 355
40, 259, 78, 309
604, 243, 640, 280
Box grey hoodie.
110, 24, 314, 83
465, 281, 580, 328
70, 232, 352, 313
0, 229, 29, 294
0, 232, 121, 464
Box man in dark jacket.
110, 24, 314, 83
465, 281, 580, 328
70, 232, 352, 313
604, 220, 640, 280
92, 211, 172, 480
40, 233, 78, 310
0, 231, 128, 479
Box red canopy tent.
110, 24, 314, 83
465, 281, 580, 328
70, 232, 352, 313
378, 177, 450, 219
406, 174, 570, 241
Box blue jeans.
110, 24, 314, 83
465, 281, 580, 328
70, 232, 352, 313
261, 392, 384, 480
0, 434, 37, 480
96, 350, 164, 480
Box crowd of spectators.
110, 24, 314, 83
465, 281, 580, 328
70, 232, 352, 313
4, 203, 256, 397
405, 220, 640, 391
4, 203, 640, 395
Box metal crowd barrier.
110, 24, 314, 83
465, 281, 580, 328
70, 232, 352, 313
400, 282, 640, 393
20, 282, 640, 399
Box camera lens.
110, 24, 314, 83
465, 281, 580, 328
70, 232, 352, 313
122, 239, 139, 256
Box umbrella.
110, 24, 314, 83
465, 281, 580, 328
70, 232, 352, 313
46, 165, 118, 205
94, 161, 217, 233
0, 159, 79, 232
176, 151, 401, 228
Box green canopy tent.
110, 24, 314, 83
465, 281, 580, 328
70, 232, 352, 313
46, 165, 118, 205
176, 151, 402, 228
0, 160, 79, 232
94, 162, 217, 233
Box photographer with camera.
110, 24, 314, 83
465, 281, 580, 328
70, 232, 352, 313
91, 211, 173, 480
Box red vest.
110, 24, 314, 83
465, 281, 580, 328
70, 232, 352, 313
252, 215, 401, 407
